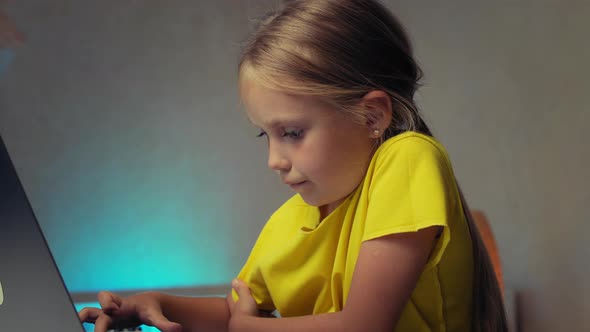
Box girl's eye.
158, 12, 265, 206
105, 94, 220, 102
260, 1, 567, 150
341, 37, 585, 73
282, 129, 304, 139
256, 130, 267, 138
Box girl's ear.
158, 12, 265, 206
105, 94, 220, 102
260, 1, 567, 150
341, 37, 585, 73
361, 90, 393, 138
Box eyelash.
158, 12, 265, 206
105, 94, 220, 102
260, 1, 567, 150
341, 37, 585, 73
256, 129, 304, 140
282, 129, 304, 139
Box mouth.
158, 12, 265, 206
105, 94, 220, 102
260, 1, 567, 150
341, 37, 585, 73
285, 180, 307, 189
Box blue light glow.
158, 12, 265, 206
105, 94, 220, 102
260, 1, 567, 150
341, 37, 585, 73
37, 133, 239, 292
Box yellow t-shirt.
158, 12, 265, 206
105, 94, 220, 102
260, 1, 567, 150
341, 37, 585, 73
235, 131, 473, 331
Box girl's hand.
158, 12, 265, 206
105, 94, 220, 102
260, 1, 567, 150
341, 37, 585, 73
226, 279, 259, 318
78, 291, 182, 332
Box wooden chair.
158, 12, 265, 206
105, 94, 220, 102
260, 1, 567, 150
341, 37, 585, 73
471, 210, 521, 331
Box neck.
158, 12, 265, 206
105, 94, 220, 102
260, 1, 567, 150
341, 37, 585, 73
318, 198, 344, 221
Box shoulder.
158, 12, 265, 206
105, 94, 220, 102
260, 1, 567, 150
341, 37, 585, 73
369, 131, 454, 179
244, 194, 307, 255
375, 131, 450, 165
263, 194, 312, 230
270, 194, 307, 219
364, 131, 458, 204
360, 132, 461, 263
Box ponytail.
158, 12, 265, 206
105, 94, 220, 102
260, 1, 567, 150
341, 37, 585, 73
457, 186, 508, 332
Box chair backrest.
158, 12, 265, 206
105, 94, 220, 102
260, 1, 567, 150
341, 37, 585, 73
470, 210, 504, 294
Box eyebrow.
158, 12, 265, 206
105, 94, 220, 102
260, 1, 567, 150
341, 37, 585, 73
248, 117, 305, 130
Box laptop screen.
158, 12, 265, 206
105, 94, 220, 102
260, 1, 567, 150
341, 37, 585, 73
0, 135, 85, 331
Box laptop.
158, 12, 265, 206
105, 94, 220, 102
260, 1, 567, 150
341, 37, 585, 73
0, 134, 86, 331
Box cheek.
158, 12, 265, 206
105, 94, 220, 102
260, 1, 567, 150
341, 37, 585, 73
296, 124, 371, 181
292, 137, 333, 176
302, 138, 364, 180
326, 138, 373, 180
298, 146, 331, 176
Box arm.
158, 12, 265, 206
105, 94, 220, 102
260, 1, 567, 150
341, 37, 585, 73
79, 291, 231, 332
230, 226, 441, 332
158, 294, 231, 332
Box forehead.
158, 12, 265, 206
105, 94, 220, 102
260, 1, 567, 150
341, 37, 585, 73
240, 79, 338, 128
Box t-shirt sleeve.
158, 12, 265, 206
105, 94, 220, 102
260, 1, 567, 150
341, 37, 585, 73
232, 220, 276, 311
363, 137, 458, 269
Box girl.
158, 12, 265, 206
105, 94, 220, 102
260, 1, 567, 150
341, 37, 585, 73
79, 0, 507, 331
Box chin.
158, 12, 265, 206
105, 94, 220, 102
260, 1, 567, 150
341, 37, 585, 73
299, 193, 345, 210
299, 195, 320, 206
297, 193, 325, 207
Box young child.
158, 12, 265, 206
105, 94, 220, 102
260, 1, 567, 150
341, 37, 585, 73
79, 1, 507, 331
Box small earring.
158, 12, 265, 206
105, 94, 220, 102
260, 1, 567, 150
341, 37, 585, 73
372, 128, 380, 137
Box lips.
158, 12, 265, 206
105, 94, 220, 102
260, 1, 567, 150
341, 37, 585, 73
284, 180, 307, 188
289, 182, 307, 190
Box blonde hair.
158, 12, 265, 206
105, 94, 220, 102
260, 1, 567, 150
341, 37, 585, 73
239, 1, 507, 331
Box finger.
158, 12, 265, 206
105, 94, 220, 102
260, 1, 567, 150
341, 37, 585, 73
144, 309, 183, 332
97, 290, 122, 314
232, 279, 253, 298
78, 307, 102, 323
232, 279, 258, 316
93, 313, 114, 332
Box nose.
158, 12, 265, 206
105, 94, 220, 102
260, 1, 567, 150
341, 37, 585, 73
267, 142, 291, 172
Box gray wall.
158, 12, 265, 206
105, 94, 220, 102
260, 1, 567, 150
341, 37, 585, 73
0, 1, 587, 331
